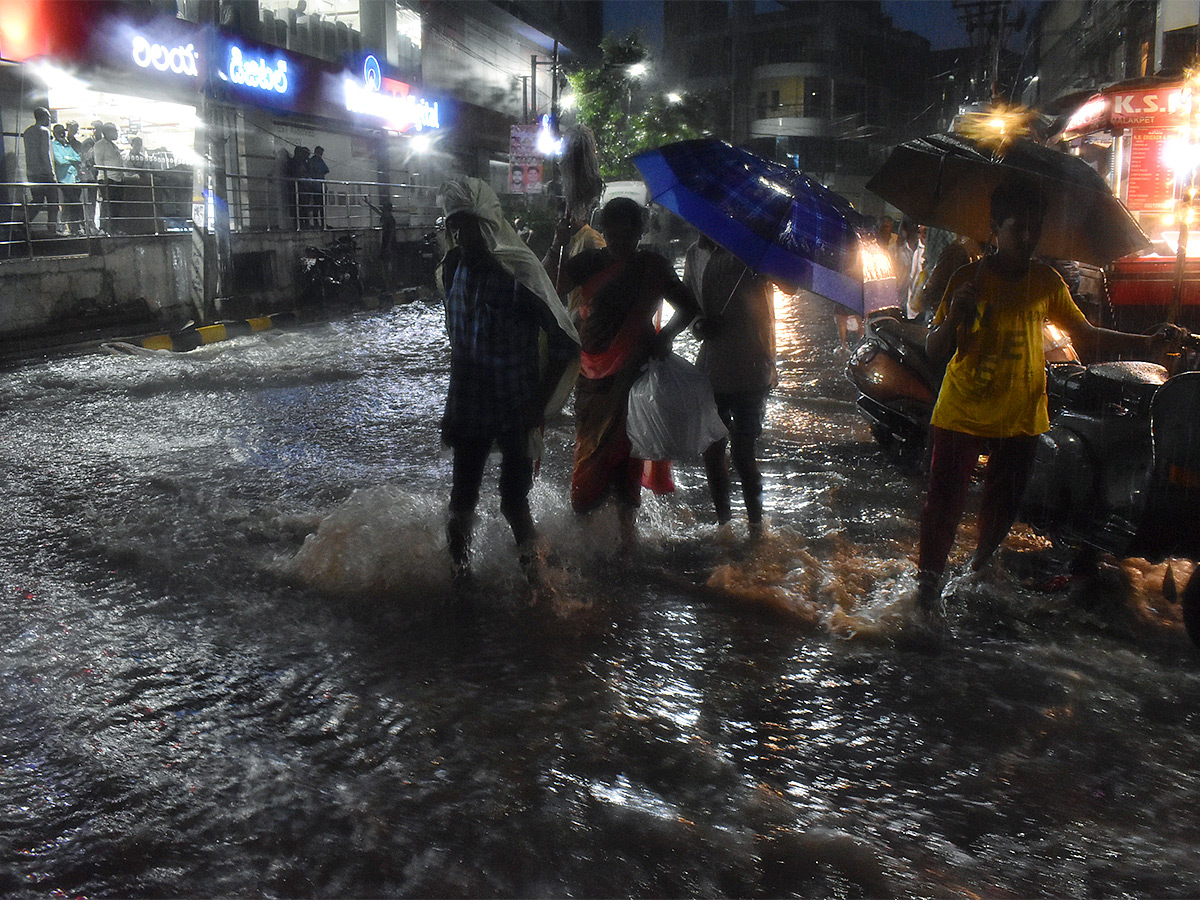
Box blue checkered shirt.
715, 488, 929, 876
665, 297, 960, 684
442, 253, 569, 441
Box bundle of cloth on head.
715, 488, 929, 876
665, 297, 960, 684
437, 176, 581, 438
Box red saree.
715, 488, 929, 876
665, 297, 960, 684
570, 253, 675, 514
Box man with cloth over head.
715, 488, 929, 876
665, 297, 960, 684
437, 177, 580, 594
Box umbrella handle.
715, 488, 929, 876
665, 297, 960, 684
713, 265, 750, 319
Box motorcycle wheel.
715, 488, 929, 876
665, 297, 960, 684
1182, 568, 1200, 647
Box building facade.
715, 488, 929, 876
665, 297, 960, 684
662, 0, 937, 213
0, 0, 600, 341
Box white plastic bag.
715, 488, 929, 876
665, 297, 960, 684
626, 352, 728, 460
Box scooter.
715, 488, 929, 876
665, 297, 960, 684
845, 308, 942, 469
846, 307, 1078, 468
300, 233, 364, 306
846, 307, 1200, 645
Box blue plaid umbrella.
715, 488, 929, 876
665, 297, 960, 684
632, 139, 899, 315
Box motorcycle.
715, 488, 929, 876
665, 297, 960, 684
300, 233, 364, 306
846, 306, 1200, 646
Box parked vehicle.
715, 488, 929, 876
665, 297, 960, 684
846, 306, 1200, 645
1022, 349, 1200, 644
300, 233, 363, 306
847, 308, 1078, 469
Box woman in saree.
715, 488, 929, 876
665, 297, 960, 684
558, 198, 701, 549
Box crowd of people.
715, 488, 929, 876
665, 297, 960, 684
436, 175, 778, 600
17, 107, 335, 239
19, 107, 170, 237
433, 174, 1186, 642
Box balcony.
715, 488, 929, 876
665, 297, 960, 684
750, 103, 832, 138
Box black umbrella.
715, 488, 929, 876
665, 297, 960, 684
867, 132, 1151, 266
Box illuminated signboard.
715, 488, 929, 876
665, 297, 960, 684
130, 32, 199, 78
344, 55, 440, 132
219, 42, 290, 95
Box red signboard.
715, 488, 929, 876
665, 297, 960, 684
1109, 86, 1189, 128
1125, 128, 1176, 212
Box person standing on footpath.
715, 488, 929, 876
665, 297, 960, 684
437, 177, 580, 595
915, 179, 1187, 628
555, 198, 701, 551
78, 119, 103, 235
92, 123, 125, 234
307, 145, 330, 229
290, 146, 312, 227
693, 244, 777, 537
50, 123, 83, 235
22, 107, 58, 235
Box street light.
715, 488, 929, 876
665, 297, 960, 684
627, 62, 648, 78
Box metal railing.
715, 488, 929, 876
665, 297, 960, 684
0, 172, 442, 260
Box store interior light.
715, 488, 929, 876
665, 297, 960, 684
30, 61, 89, 94
411, 134, 433, 154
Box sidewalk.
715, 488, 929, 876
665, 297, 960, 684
0, 287, 432, 368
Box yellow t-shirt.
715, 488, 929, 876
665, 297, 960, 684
931, 260, 1088, 438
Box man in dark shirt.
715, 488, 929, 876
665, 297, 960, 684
439, 193, 578, 591
22, 107, 57, 234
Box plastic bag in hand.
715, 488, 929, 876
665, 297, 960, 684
626, 353, 728, 460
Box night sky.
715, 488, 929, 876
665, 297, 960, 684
602, 1, 1035, 53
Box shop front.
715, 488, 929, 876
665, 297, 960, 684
0, 0, 453, 335
1060, 76, 1200, 330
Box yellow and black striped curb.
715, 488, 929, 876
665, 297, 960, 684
134, 312, 299, 352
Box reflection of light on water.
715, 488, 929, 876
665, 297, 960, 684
772, 286, 806, 358
589, 774, 680, 819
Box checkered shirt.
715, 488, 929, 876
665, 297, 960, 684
442, 254, 570, 441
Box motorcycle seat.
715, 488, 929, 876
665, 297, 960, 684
1086, 361, 1167, 387
1081, 361, 1167, 414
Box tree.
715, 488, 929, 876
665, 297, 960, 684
565, 34, 717, 180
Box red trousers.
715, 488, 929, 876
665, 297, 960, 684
918, 426, 1038, 576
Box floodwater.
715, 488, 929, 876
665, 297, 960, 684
2, 289, 1199, 899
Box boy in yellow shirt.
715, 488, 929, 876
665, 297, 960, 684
916, 180, 1184, 621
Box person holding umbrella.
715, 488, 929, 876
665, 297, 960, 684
694, 244, 777, 537
915, 179, 1187, 626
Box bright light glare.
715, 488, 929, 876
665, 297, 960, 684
31, 62, 88, 93
667, 92, 683, 104
627, 62, 648, 78
860, 243, 894, 282
1163, 136, 1200, 174
411, 134, 433, 154
756, 175, 791, 196
559, 93, 576, 111
536, 126, 563, 156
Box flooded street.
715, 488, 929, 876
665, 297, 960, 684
3, 290, 1200, 899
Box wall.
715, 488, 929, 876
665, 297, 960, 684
0, 224, 423, 345
0, 235, 195, 340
